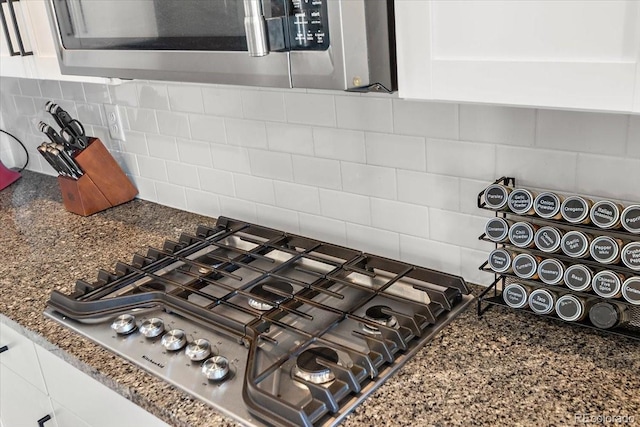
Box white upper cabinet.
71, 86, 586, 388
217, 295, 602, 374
395, 0, 640, 113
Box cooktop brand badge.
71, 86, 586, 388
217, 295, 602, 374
142, 355, 165, 369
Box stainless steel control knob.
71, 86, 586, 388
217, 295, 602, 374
110, 314, 136, 335
185, 338, 211, 362
202, 356, 229, 381
139, 318, 164, 338
161, 329, 187, 351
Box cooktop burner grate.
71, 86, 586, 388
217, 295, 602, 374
45, 217, 474, 427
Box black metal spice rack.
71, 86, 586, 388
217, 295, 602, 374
476, 176, 640, 341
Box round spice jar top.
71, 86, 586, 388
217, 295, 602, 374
561, 196, 592, 224
534, 192, 562, 219
508, 188, 536, 215
621, 205, 640, 234
590, 200, 622, 229
484, 184, 511, 210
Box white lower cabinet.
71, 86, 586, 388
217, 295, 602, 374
0, 364, 57, 427
35, 345, 169, 427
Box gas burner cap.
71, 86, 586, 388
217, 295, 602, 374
248, 280, 293, 311
362, 305, 399, 334
293, 347, 339, 385
110, 314, 136, 335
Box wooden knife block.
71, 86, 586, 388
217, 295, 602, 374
58, 138, 138, 216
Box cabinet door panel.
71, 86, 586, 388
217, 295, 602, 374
0, 364, 57, 427
35, 345, 169, 427
0, 322, 47, 393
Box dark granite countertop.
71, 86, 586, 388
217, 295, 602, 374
2, 171, 639, 427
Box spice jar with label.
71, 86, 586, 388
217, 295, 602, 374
561, 230, 592, 258
508, 188, 537, 215
563, 264, 594, 292
508, 221, 538, 248
561, 196, 592, 224
590, 200, 624, 229
483, 184, 512, 210
534, 226, 563, 253
534, 192, 563, 219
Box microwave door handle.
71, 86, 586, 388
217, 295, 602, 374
243, 0, 269, 56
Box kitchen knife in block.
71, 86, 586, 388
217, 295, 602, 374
72, 138, 138, 207
58, 175, 112, 216
58, 138, 138, 216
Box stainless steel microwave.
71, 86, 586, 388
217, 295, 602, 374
45, 0, 396, 92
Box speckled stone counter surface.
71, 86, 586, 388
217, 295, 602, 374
2, 171, 639, 427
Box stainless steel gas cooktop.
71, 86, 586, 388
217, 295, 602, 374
45, 217, 473, 427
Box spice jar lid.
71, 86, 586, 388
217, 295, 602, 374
621, 205, 640, 234
592, 270, 622, 298
563, 264, 593, 291
529, 289, 555, 315
589, 302, 621, 329
534, 226, 562, 253
485, 217, 509, 242
534, 192, 561, 219
555, 295, 583, 322
484, 184, 510, 209
488, 248, 512, 273
561, 231, 590, 258
508, 222, 535, 248
503, 283, 529, 309
621, 277, 640, 305
589, 236, 620, 264
538, 259, 564, 285
561, 196, 590, 223
621, 242, 640, 271
508, 189, 535, 215
513, 253, 538, 279
590, 200, 621, 229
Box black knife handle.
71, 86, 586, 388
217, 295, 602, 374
0, 345, 8, 353
37, 414, 52, 427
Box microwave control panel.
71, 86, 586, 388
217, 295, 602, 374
289, 0, 329, 50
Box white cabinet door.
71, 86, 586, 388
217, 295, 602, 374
35, 345, 169, 427
396, 0, 640, 112
0, 322, 47, 393
0, 364, 57, 427
0, 0, 35, 78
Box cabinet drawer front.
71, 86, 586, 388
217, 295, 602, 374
0, 322, 47, 393
0, 364, 56, 427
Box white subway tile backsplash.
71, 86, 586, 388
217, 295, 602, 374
109, 83, 138, 107
39, 80, 62, 99
202, 87, 243, 118
293, 155, 341, 189
177, 138, 212, 167
121, 131, 148, 155
256, 204, 299, 232
198, 167, 236, 197
226, 118, 267, 148
393, 100, 458, 140
137, 83, 170, 110
241, 90, 285, 122
335, 96, 393, 133
189, 114, 225, 144
397, 171, 459, 211
130, 176, 157, 202
365, 132, 426, 171
185, 189, 220, 217
495, 145, 577, 192
155, 182, 187, 209
428, 209, 493, 251
536, 110, 628, 156
83, 83, 111, 104
166, 161, 200, 189
319, 189, 370, 225
13, 96, 36, 116
156, 111, 191, 138
284, 93, 336, 127
168, 85, 204, 113
234, 174, 275, 205
76, 103, 104, 126
346, 223, 400, 259
576, 154, 640, 201
459, 178, 495, 218
274, 181, 321, 214
628, 116, 640, 158
219, 196, 257, 222
399, 235, 461, 276
127, 108, 158, 133
0, 77, 21, 95
426, 139, 496, 180
19, 79, 41, 97
341, 162, 396, 200
371, 198, 429, 238
147, 134, 178, 160
211, 144, 251, 174
312, 127, 365, 163
59, 81, 84, 101
298, 213, 347, 246
266, 122, 313, 155
137, 156, 167, 182
249, 149, 293, 181
111, 151, 139, 176
459, 248, 495, 286
460, 105, 535, 146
